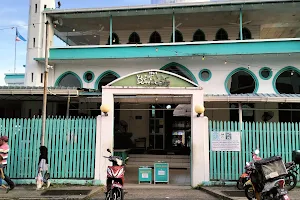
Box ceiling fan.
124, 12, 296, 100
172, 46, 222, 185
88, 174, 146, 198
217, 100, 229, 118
228, 15, 251, 26
163, 23, 183, 30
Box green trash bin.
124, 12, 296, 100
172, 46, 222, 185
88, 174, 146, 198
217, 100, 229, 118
138, 166, 152, 184
154, 161, 169, 184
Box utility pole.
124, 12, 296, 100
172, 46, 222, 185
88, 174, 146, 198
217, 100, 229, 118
41, 21, 50, 146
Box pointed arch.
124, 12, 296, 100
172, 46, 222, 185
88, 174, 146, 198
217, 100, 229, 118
238, 27, 252, 40
128, 32, 141, 44
160, 62, 198, 84
107, 33, 120, 45
193, 29, 206, 41
215, 28, 228, 40
54, 71, 83, 88
225, 67, 259, 94
94, 70, 120, 91
273, 66, 300, 94
149, 31, 162, 43
171, 30, 184, 42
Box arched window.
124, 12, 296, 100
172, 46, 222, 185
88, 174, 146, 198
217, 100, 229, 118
161, 62, 197, 84
238, 28, 252, 40
149, 31, 162, 43
171, 30, 184, 42
226, 68, 258, 94
193, 29, 206, 41
55, 72, 82, 88
275, 68, 300, 94
215, 28, 228, 40
95, 71, 119, 92
128, 32, 141, 44
107, 33, 120, 45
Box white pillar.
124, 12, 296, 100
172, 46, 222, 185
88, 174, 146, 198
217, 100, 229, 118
190, 93, 209, 187
94, 89, 114, 185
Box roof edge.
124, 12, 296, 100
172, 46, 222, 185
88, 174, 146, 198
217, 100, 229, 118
43, 0, 299, 15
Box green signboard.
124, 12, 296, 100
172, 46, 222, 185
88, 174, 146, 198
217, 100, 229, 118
110, 70, 197, 88
138, 166, 152, 184
154, 162, 169, 184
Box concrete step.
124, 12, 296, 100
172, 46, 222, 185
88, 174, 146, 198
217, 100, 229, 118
127, 162, 190, 169
127, 154, 190, 168
128, 154, 190, 159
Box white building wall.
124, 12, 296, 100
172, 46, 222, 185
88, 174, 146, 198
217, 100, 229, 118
25, 0, 55, 86
50, 54, 300, 95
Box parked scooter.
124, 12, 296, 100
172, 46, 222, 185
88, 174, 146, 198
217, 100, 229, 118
104, 149, 129, 200
244, 150, 290, 200
284, 161, 298, 191
237, 150, 262, 190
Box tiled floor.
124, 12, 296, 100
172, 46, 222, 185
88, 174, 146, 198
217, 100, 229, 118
125, 166, 191, 185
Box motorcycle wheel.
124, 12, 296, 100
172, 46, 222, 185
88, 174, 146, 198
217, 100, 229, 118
285, 173, 297, 191
244, 185, 256, 200
236, 178, 245, 190
111, 188, 124, 200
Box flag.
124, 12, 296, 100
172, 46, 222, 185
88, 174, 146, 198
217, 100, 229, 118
16, 28, 26, 42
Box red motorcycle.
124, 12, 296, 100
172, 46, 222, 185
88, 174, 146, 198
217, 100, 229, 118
237, 149, 262, 190
104, 149, 129, 200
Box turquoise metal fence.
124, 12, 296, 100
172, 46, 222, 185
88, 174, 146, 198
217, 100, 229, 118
209, 121, 300, 181
0, 117, 96, 179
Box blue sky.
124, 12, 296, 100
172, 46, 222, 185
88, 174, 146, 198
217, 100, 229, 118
0, 0, 150, 85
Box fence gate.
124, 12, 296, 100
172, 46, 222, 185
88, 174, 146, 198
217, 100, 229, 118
209, 121, 300, 181
0, 117, 96, 180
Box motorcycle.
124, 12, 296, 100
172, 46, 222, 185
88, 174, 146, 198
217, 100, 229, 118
244, 151, 290, 200
284, 161, 298, 191
237, 149, 261, 190
104, 149, 129, 200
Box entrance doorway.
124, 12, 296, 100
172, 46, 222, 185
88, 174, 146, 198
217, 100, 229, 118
95, 69, 209, 187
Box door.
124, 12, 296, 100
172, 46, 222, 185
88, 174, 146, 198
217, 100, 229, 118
149, 105, 165, 150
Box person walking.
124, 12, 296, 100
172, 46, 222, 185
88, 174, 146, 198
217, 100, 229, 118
0, 136, 15, 190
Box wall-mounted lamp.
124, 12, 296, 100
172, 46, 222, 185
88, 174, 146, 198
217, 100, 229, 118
195, 105, 205, 117
100, 104, 110, 116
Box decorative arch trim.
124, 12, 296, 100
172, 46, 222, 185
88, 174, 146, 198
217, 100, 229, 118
160, 62, 198, 84
107, 69, 199, 87
170, 30, 184, 42
224, 67, 259, 94
128, 32, 141, 44
199, 69, 212, 82
54, 71, 83, 88
94, 70, 120, 89
149, 31, 162, 43
259, 67, 273, 80
215, 28, 228, 40
272, 66, 300, 94
193, 29, 206, 41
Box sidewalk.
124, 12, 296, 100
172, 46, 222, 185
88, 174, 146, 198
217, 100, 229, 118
200, 186, 300, 200
0, 185, 103, 200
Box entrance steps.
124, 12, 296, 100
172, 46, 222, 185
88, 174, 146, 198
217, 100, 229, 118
127, 154, 190, 169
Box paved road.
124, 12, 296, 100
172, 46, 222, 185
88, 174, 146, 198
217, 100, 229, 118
91, 188, 218, 200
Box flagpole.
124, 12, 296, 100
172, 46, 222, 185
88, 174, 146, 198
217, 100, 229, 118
14, 27, 17, 74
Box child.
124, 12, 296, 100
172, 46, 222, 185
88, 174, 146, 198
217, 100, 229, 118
36, 146, 50, 190
0, 155, 8, 193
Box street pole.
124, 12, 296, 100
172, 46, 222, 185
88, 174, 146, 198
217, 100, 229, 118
41, 21, 50, 146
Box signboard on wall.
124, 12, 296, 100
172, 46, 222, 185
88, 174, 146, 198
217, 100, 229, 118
210, 131, 241, 151
109, 69, 198, 88
136, 71, 170, 87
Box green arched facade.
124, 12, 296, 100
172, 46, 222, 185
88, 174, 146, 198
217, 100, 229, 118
160, 62, 198, 84
94, 70, 120, 90
272, 66, 300, 94
224, 67, 259, 94
54, 71, 83, 88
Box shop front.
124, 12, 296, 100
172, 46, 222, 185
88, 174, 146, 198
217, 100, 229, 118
94, 69, 210, 187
